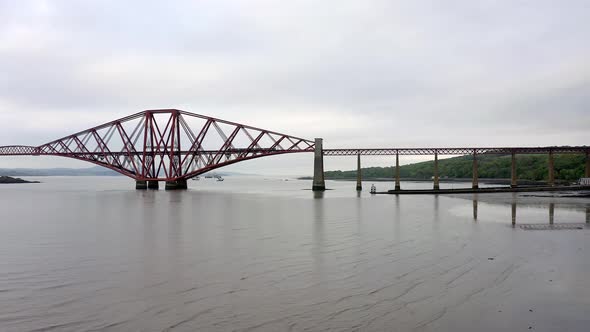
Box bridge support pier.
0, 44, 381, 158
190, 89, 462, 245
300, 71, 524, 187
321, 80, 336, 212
312, 138, 325, 191
548, 151, 555, 186
511, 152, 518, 188
472, 149, 478, 189
165, 179, 188, 190
395, 152, 401, 191
433, 151, 440, 190
148, 181, 159, 190
356, 153, 362, 191
136, 180, 147, 190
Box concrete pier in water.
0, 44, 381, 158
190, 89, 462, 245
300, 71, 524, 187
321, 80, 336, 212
472, 150, 478, 189
136, 180, 166, 190
395, 153, 401, 191
511, 152, 518, 188
548, 151, 555, 186
356, 153, 362, 191
165, 179, 188, 190
312, 138, 325, 191
433, 151, 440, 190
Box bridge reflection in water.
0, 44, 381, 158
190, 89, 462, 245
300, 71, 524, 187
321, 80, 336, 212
467, 196, 590, 228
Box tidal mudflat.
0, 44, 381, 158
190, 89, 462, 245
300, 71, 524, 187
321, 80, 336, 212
0, 177, 588, 331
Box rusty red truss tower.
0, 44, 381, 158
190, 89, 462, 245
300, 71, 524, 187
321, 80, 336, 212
0, 109, 315, 183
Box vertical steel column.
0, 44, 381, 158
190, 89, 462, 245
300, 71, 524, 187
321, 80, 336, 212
175, 112, 183, 179
472, 149, 478, 189
138, 111, 155, 190
165, 112, 187, 190
149, 113, 156, 179
548, 150, 555, 186
473, 199, 478, 221
395, 152, 401, 191
312, 138, 325, 191
511, 152, 517, 188
168, 111, 178, 178
141, 111, 154, 179
549, 203, 554, 225
356, 153, 362, 191
433, 150, 440, 190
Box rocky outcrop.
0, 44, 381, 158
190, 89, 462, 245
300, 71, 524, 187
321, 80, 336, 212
0, 176, 40, 184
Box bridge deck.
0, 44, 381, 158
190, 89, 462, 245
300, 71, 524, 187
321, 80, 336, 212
323, 147, 589, 156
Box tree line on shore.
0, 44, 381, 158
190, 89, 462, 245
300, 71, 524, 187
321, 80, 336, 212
324, 154, 587, 182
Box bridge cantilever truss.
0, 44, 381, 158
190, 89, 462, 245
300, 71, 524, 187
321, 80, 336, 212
0, 109, 315, 181
1, 109, 588, 191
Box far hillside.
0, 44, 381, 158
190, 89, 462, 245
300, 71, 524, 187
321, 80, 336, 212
324, 154, 587, 182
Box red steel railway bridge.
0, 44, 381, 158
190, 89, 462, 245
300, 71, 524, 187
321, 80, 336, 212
0, 109, 589, 191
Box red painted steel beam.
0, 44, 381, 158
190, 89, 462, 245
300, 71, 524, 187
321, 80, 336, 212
0, 109, 315, 181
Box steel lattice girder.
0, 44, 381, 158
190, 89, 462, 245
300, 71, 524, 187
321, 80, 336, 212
0, 109, 315, 181
0, 145, 38, 155
323, 147, 590, 156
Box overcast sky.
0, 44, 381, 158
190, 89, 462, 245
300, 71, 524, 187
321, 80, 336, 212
1, 0, 589, 175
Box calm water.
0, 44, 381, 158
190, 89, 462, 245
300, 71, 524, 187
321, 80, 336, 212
1, 176, 589, 331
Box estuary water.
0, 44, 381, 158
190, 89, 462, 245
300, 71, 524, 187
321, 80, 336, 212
0, 176, 589, 331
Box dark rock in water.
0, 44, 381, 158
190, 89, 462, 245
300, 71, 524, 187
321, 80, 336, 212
0, 176, 40, 184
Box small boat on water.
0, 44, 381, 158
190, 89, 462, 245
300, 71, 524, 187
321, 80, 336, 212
191, 176, 200, 181
216, 176, 224, 182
